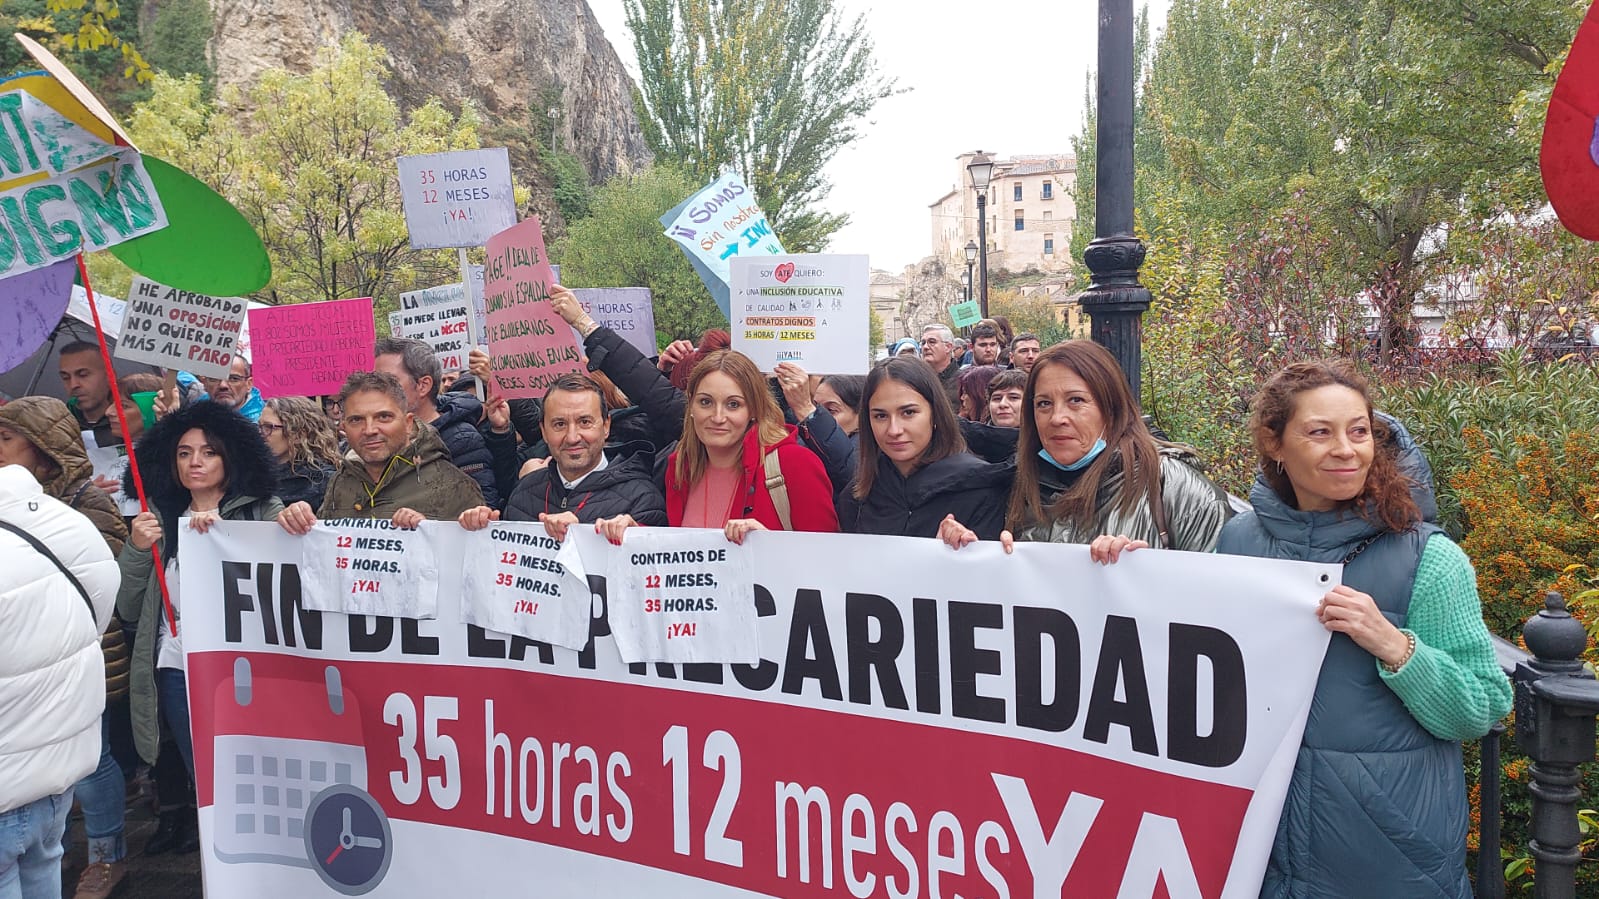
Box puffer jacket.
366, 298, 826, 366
319, 422, 484, 521
0, 465, 118, 813
1015, 446, 1231, 550
665, 424, 839, 532
504, 440, 667, 526
840, 452, 1013, 540
119, 400, 283, 764
275, 459, 337, 510
431, 391, 498, 507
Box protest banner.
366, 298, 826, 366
661, 172, 786, 318
949, 299, 983, 329
482, 217, 582, 399
569, 288, 656, 357
730, 255, 870, 374
606, 528, 757, 664
394, 282, 473, 372
182, 522, 1335, 898
248, 298, 376, 398
397, 149, 517, 250
460, 524, 591, 650
112, 276, 247, 378
300, 519, 441, 620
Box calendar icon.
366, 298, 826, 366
210, 656, 368, 869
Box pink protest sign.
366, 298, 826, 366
247, 297, 376, 398
482, 216, 582, 399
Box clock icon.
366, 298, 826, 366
304, 784, 393, 895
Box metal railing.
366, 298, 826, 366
1476, 593, 1599, 898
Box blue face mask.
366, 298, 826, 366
1038, 436, 1107, 472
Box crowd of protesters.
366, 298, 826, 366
0, 287, 1510, 899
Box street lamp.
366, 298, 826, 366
967, 152, 994, 318
963, 239, 978, 304
1081, 0, 1152, 396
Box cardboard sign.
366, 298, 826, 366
113, 276, 247, 378
248, 298, 376, 398
0, 148, 166, 279
730, 254, 870, 374
662, 172, 785, 317
481, 217, 582, 399
397, 149, 517, 250
394, 282, 473, 372
950, 299, 983, 329
183, 524, 1335, 898
299, 520, 441, 620
569, 287, 656, 357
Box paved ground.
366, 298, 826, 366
60, 789, 202, 899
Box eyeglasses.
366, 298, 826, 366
204, 374, 249, 384
258, 422, 285, 436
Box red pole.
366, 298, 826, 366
76, 253, 179, 636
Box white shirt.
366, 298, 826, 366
559, 452, 609, 490
156, 557, 184, 671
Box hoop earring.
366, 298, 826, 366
1275, 459, 1284, 475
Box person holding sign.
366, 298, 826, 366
277, 372, 483, 533
117, 402, 284, 852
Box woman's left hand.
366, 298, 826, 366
937, 514, 978, 550
724, 518, 766, 545
1089, 534, 1148, 564
187, 510, 221, 534
1317, 585, 1410, 666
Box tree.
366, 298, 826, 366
125, 35, 487, 313
553, 163, 723, 344
624, 0, 900, 251
145, 0, 215, 97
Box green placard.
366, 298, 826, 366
950, 300, 982, 329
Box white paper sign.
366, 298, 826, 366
662, 171, 785, 287
730, 254, 870, 374
113, 276, 247, 378
606, 528, 757, 663
394, 282, 473, 371
459, 524, 592, 649
299, 519, 440, 618
569, 288, 656, 357
81, 430, 138, 516
397, 149, 517, 249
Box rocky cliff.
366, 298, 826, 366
208, 0, 650, 183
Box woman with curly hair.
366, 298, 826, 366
258, 396, 341, 509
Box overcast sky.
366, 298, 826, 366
585, 0, 1170, 272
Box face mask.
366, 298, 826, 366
1038, 434, 1107, 472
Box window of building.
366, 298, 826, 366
1015, 211, 1025, 231
1042, 181, 1054, 200
1013, 183, 1023, 202
1044, 235, 1055, 255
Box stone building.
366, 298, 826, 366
928, 151, 1077, 275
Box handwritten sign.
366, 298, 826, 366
460, 524, 591, 649
113, 276, 246, 378
394, 282, 473, 371
949, 299, 983, 329
247, 297, 375, 398
570, 287, 656, 357
299, 519, 440, 619
606, 528, 757, 663
482, 217, 582, 399
396, 149, 517, 249
662, 171, 785, 318
730, 254, 869, 374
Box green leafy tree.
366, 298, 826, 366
553, 162, 722, 343
624, 0, 900, 251
145, 0, 214, 95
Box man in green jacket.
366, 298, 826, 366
277, 371, 482, 533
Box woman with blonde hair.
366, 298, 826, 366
258, 396, 341, 509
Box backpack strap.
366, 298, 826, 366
0, 518, 97, 625
1147, 466, 1170, 550
762, 449, 794, 531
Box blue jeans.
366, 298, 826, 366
71, 715, 125, 864
155, 668, 194, 781
0, 790, 72, 899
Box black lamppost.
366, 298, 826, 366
967, 153, 994, 318
963, 240, 977, 304
1081, 0, 1152, 397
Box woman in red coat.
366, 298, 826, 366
597, 349, 838, 543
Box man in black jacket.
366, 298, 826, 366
458, 373, 666, 537
375, 337, 499, 507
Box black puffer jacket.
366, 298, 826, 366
432, 391, 498, 507
275, 459, 336, 510
502, 441, 667, 526
583, 326, 684, 451
839, 452, 1013, 540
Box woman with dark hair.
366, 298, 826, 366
986, 368, 1027, 428
117, 401, 282, 850
839, 356, 1012, 539
939, 339, 1229, 552
1214, 360, 1506, 898
259, 396, 341, 509
957, 364, 1002, 421
776, 365, 866, 496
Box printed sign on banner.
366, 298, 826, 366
394, 283, 473, 372
396, 149, 517, 250
661, 172, 785, 317
730, 255, 869, 374
299, 519, 440, 619
113, 276, 247, 378
569, 288, 656, 357
181, 524, 1336, 899
248, 298, 376, 398
482, 217, 582, 399
607, 528, 757, 663
459, 524, 591, 649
